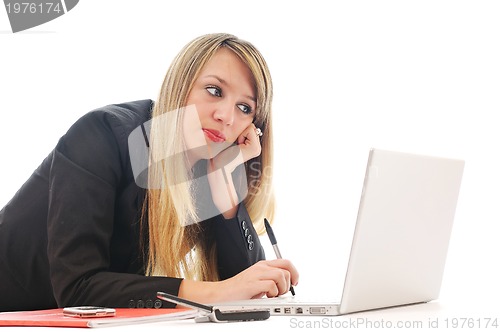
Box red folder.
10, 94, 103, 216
0, 308, 198, 328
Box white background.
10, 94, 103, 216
1, 0, 499, 318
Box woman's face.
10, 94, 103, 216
184, 47, 256, 160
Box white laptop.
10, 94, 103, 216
214, 148, 465, 316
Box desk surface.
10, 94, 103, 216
2, 300, 498, 331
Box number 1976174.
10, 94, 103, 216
443, 317, 499, 329
6, 2, 62, 14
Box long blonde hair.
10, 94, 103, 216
144, 33, 275, 281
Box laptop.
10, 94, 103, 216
214, 148, 465, 316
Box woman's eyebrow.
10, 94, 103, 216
203, 74, 227, 85
202, 75, 256, 102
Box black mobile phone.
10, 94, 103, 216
156, 291, 270, 323
62, 306, 116, 318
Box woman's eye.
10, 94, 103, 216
206, 86, 222, 97
237, 104, 252, 114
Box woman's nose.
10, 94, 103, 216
213, 100, 234, 125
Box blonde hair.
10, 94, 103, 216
144, 33, 275, 281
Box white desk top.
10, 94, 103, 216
2, 299, 498, 331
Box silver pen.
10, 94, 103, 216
264, 218, 295, 296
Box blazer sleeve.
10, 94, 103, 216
46, 111, 182, 308
212, 203, 266, 280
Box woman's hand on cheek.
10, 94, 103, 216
237, 123, 262, 162
210, 123, 262, 173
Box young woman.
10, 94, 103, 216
0, 33, 298, 311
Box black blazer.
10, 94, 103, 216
0, 100, 264, 312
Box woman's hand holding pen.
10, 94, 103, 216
222, 259, 299, 300
179, 259, 299, 303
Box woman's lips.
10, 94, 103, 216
202, 128, 226, 143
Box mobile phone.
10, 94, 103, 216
156, 291, 270, 323
62, 306, 116, 318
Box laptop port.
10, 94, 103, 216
310, 307, 326, 314
284, 307, 292, 314
273, 308, 281, 313
296, 307, 303, 314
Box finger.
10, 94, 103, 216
247, 124, 261, 142
237, 132, 246, 145
264, 259, 300, 287
258, 267, 291, 296
244, 279, 277, 299
238, 123, 256, 145
260, 280, 279, 298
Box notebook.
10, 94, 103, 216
0, 308, 197, 328
214, 148, 465, 316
